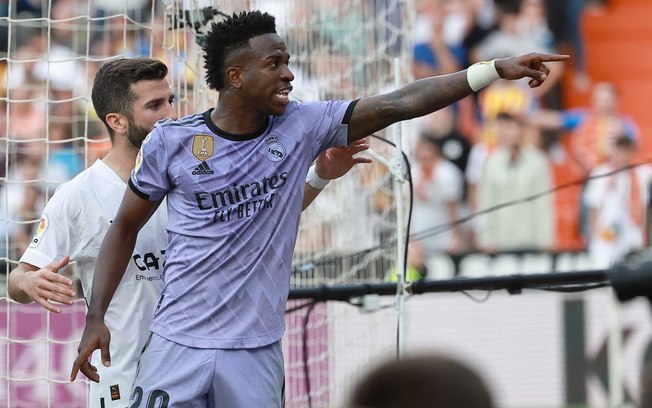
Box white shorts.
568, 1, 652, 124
129, 333, 284, 408
89, 357, 134, 408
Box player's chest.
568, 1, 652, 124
175, 133, 309, 185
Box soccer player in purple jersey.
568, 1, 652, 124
7, 57, 361, 408
71, 10, 568, 407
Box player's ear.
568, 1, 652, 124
225, 66, 243, 89
105, 113, 128, 134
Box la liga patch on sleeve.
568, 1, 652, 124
134, 148, 143, 175
29, 214, 48, 248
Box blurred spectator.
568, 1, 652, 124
584, 135, 651, 268
349, 353, 494, 408
411, 0, 479, 139
412, 0, 466, 78
471, 0, 564, 98
529, 81, 638, 174
527, 82, 637, 247
411, 134, 465, 255
460, 0, 498, 67
0, 154, 44, 260
477, 112, 554, 251
464, 0, 551, 206
517, 0, 555, 50
386, 241, 428, 283
545, 0, 608, 92
465, 79, 539, 215
418, 107, 471, 189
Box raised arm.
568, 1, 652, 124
347, 53, 570, 143
70, 188, 161, 383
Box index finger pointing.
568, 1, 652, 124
537, 53, 570, 62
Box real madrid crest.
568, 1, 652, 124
264, 135, 286, 162
192, 134, 215, 161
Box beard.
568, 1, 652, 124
126, 118, 151, 149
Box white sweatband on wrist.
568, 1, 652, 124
306, 165, 330, 190
466, 60, 501, 92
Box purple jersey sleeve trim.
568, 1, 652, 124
342, 99, 359, 125
129, 178, 151, 200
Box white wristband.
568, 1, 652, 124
306, 165, 330, 190
466, 60, 501, 92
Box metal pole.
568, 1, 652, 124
392, 57, 407, 358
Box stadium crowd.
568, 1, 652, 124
404, 0, 645, 273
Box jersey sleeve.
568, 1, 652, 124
300, 100, 356, 158
19, 185, 79, 268
130, 127, 170, 201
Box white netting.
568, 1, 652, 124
0, 0, 411, 406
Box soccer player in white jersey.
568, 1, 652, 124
8, 57, 365, 408
71, 11, 568, 407
8, 58, 177, 408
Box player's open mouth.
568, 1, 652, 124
274, 90, 290, 102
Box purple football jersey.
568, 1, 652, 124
130, 100, 354, 348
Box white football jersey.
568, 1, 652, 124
20, 159, 167, 408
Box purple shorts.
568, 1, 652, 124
129, 333, 284, 407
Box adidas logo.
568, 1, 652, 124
192, 161, 214, 175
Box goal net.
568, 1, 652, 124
0, 0, 411, 407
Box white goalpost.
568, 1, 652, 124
0, 1, 412, 406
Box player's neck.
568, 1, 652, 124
211, 102, 267, 135
102, 145, 138, 183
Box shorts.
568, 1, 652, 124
129, 333, 284, 408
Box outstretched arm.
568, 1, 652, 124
302, 139, 371, 210
347, 53, 570, 143
70, 188, 161, 383
8, 258, 76, 314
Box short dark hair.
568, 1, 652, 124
91, 58, 168, 140
202, 10, 276, 91
350, 354, 494, 408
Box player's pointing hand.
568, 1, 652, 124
495, 53, 570, 88
70, 317, 111, 383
